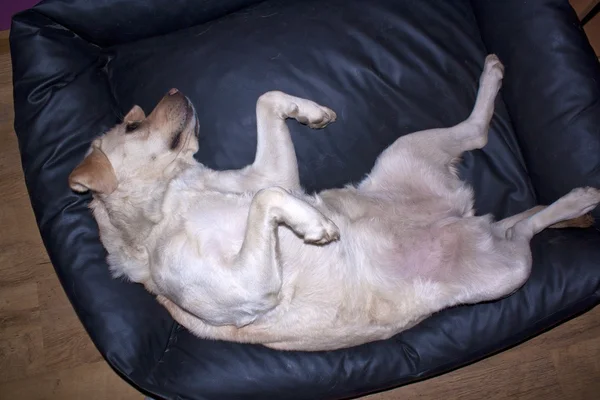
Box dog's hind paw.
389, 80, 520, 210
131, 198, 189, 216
483, 54, 504, 79
562, 187, 600, 216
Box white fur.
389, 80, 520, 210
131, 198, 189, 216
69, 56, 600, 351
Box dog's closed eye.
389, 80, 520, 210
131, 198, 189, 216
170, 131, 183, 150
125, 122, 141, 133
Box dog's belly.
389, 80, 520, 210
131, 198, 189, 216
315, 188, 476, 281
321, 185, 475, 225
254, 205, 500, 349
155, 186, 499, 350
255, 218, 455, 349
345, 211, 500, 280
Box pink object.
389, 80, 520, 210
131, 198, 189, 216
1, 0, 40, 31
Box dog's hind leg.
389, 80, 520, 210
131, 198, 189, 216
501, 187, 600, 240
204, 91, 336, 192
451, 187, 600, 306
359, 55, 503, 192
493, 205, 595, 235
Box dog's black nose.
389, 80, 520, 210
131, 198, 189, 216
168, 88, 179, 95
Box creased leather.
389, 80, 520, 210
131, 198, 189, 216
35, 0, 268, 47
472, 0, 600, 217
10, 0, 600, 399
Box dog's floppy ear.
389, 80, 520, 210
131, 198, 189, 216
69, 147, 118, 194
124, 105, 145, 123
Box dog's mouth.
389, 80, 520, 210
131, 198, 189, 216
169, 98, 198, 150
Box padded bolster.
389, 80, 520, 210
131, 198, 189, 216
471, 0, 600, 214
33, 0, 267, 46
10, 10, 113, 227
11, 11, 176, 382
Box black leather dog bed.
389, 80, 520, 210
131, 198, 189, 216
10, 0, 600, 399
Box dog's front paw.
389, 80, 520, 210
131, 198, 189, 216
300, 217, 340, 245
290, 100, 337, 129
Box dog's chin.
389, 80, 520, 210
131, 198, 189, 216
168, 102, 198, 151
184, 105, 200, 146
184, 96, 200, 138
193, 112, 200, 137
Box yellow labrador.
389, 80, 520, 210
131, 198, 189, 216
69, 55, 598, 351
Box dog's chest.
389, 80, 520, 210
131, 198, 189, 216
181, 195, 250, 260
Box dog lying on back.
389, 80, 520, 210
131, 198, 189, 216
69, 55, 598, 351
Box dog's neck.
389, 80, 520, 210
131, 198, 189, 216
93, 159, 199, 249
88, 158, 206, 286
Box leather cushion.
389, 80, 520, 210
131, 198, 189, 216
10, 0, 600, 399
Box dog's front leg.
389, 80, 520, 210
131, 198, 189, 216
250, 91, 337, 189
204, 92, 336, 192
226, 187, 339, 326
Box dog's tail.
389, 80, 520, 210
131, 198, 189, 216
549, 212, 595, 229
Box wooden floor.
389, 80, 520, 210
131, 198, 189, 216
1, 3, 600, 398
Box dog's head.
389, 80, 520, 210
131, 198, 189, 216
68, 88, 199, 195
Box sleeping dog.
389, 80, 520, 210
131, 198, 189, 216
69, 55, 599, 351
